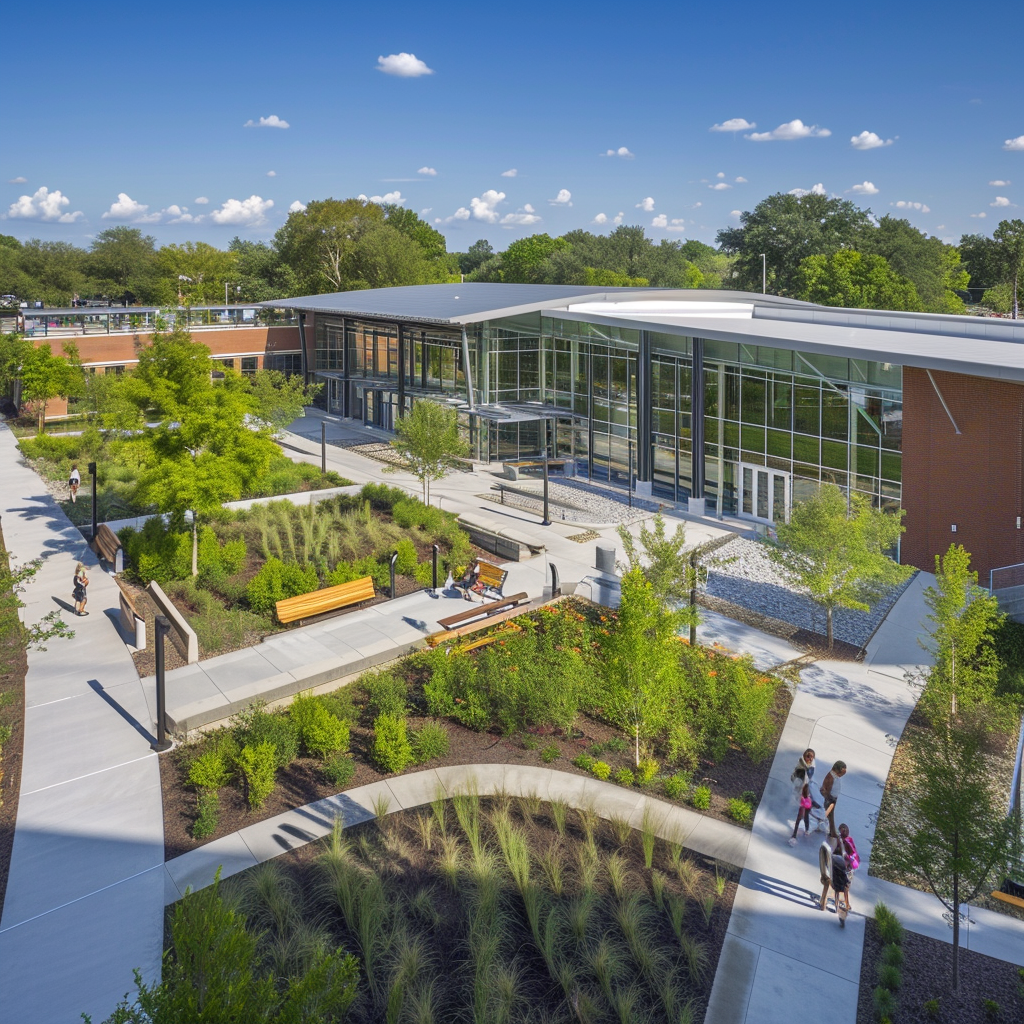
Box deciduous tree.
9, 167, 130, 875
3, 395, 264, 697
387, 401, 469, 504
88, 226, 158, 302
20, 341, 84, 433
993, 218, 1024, 319
794, 250, 923, 311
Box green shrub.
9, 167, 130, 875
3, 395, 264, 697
923, 999, 940, 1019
637, 758, 659, 786
411, 720, 450, 764
874, 902, 905, 945
320, 688, 356, 724
590, 761, 611, 780
982, 999, 999, 1019
327, 554, 388, 590
360, 483, 408, 511
573, 753, 594, 771
192, 790, 219, 840
246, 558, 319, 615
321, 752, 356, 787
663, 772, 691, 800
521, 734, 539, 751
0, 723, 13, 754
691, 785, 711, 810
882, 943, 904, 969
394, 538, 418, 576
605, 736, 628, 754
123, 516, 247, 585
361, 670, 408, 719
414, 561, 434, 587
290, 693, 350, 757
233, 702, 299, 769
741, 789, 757, 805
879, 965, 902, 991
541, 744, 561, 764
614, 767, 635, 786
188, 749, 231, 790
727, 798, 753, 824
372, 713, 413, 773
235, 741, 277, 809
873, 986, 896, 1021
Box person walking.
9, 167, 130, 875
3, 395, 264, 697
73, 562, 89, 616
831, 848, 852, 926
68, 465, 81, 503
792, 748, 826, 831
838, 823, 859, 911
819, 760, 847, 838
788, 782, 813, 845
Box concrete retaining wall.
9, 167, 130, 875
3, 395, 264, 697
146, 581, 199, 664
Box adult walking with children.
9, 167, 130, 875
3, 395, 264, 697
819, 760, 847, 838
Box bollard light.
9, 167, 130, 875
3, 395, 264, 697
541, 447, 551, 526
432, 544, 439, 593
151, 615, 173, 752
321, 421, 327, 475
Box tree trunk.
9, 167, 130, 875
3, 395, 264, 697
191, 515, 199, 576
37, 401, 45, 435
952, 836, 960, 993
635, 725, 640, 768
826, 605, 834, 650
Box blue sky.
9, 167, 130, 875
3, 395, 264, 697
4, 0, 1023, 251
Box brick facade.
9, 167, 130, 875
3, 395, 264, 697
901, 366, 1024, 578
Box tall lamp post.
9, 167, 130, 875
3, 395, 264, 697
760, 254, 767, 294
151, 615, 173, 753
88, 461, 98, 540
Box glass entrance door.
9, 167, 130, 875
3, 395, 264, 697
739, 463, 790, 523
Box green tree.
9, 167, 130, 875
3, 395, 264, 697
958, 232, 1003, 295
458, 239, 494, 275
767, 483, 911, 649
617, 512, 693, 609
88, 227, 158, 302
0, 331, 32, 398
350, 224, 432, 289
228, 238, 300, 303
717, 192, 872, 295
156, 242, 238, 305
245, 368, 322, 434
20, 341, 85, 433
381, 204, 454, 273
602, 568, 685, 766
871, 715, 1015, 995
17, 241, 89, 305
920, 544, 1007, 728
992, 219, 1024, 319
499, 233, 570, 283
794, 250, 923, 311
387, 401, 469, 504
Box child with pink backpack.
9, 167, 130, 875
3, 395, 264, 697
788, 782, 814, 845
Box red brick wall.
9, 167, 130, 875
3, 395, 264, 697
901, 366, 1024, 578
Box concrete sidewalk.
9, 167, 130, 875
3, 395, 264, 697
163, 763, 752, 901
0, 426, 165, 1024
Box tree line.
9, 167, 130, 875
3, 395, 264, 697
3, 192, 1024, 317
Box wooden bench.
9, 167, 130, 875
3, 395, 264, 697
457, 560, 508, 601
94, 523, 124, 572
275, 576, 375, 624
991, 889, 1024, 910
435, 592, 529, 633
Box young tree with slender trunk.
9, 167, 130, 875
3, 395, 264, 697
387, 400, 469, 504
19, 341, 84, 433
767, 483, 911, 649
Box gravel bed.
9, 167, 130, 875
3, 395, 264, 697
705, 537, 913, 649
483, 478, 661, 526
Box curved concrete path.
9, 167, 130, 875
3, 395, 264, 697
0, 427, 164, 1024
164, 762, 751, 900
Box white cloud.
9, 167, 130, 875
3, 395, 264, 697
735, 176, 748, 183
788, 183, 827, 197
613, 212, 624, 225
716, 172, 725, 178
991, 196, 1012, 206
593, 213, 608, 225
165, 205, 195, 224
666, 218, 688, 233
194, 196, 209, 204
651, 214, 668, 228
357, 191, 406, 205
990, 179, 1012, 186
692, 202, 702, 208
244, 114, 290, 129
1003, 136, 1024, 151
710, 118, 755, 132
289, 200, 307, 213
101, 192, 150, 220
208, 195, 274, 226
417, 167, 437, 176
891, 200, 931, 213
7, 186, 83, 222
470, 190, 505, 222
709, 182, 731, 191
500, 168, 518, 178
970, 212, 987, 218
850, 130, 893, 150
549, 188, 572, 206
500, 204, 542, 226
847, 181, 880, 195
420, 208, 432, 216
747, 119, 831, 141
602, 146, 634, 158
8, 177, 26, 184
729, 209, 742, 218
635, 196, 655, 212
377, 52, 433, 77
266, 170, 277, 177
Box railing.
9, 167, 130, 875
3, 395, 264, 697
17, 306, 296, 339
989, 562, 1024, 594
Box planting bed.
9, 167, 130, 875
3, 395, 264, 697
213, 795, 740, 1024
856, 915, 1024, 1024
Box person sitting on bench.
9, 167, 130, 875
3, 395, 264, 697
457, 562, 484, 602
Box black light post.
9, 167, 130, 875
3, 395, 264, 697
390, 550, 399, 599
541, 447, 551, 526
321, 421, 327, 475
88, 460, 98, 539
627, 441, 634, 509
549, 561, 561, 598
432, 544, 439, 593
151, 615, 173, 752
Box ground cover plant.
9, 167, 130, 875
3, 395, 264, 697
161, 598, 791, 857
157, 792, 739, 1024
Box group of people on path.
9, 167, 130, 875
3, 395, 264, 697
788, 747, 859, 926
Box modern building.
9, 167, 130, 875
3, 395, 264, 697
263, 283, 1024, 580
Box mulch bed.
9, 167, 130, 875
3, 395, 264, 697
856, 916, 1024, 1023
0, 531, 29, 920
161, 685, 792, 861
